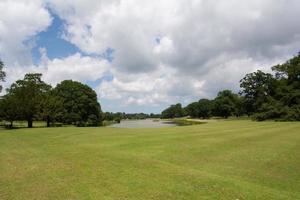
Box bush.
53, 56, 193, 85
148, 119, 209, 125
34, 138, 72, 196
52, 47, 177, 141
281, 105, 300, 121
253, 101, 285, 121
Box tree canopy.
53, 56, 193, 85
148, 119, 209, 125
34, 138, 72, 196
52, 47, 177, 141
239, 70, 276, 115
161, 103, 184, 119
0, 75, 103, 128
212, 90, 240, 118
185, 99, 212, 119
54, 80, 102, 126
239, 53, 300, 121
5, 73, 51, 127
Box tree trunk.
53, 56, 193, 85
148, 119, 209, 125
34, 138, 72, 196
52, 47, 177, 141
10, 121, 13, 128
47, 116, 50, 127
28, 119, 33, 128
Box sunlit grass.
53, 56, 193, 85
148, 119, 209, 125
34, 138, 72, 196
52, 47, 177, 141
0, 120, 299, 199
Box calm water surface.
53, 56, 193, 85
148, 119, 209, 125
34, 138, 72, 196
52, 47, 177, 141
109, 119, 176, 128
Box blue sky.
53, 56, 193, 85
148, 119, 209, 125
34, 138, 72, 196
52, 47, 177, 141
31, 12, 81, 64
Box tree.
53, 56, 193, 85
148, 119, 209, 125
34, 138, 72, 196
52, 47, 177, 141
239, 70, 276, 115
253, 99, 285, 121
213, 90, 239, 118
6, 73, 51, 128
197, 99, 212, 119
185, 102, 200, 118
161, 103, 184, 119
0, 60, 6, 93
54, 80, 102, 126
0, 94, 20, 128
272, 53, 300, 107
39, 90, 64, 127
272, 52, 300, 87
234, 96, 246, 117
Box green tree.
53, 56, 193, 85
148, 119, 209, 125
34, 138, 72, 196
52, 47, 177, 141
54, 80, 102, 126
0, 60, 6, 92
161, 103, 184, 119
253, 99, 285, 121
272, 52, 300, 87
239, 70, 276, 115
6, 73, 51, 128
185, 102, 199, 118
272, 53, 300, 107
234, 96, 246, 117
39, 90, 64, 127
197, 99, 212, 119
213, 90, 239, 118
0, 94, 20, 128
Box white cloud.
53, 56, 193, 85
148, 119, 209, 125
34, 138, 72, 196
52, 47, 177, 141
97, 64, 206, 107
1, 0, 300, 112
1, 52, 110, 95
40, 52, 110, 85
0, 0, 52, 65
46, 0, 300, 111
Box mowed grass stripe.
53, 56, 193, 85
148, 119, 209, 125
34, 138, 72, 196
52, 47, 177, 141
0, 120, 300, 199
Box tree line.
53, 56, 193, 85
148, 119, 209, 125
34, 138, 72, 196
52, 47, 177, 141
103, 112, 161, 123
0, 72, 102, 128
161, 53, 300, 121
0, 52, 299, 127
0, 62, 160, 128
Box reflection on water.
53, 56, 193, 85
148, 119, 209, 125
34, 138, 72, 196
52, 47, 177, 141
109, 119, 176, 128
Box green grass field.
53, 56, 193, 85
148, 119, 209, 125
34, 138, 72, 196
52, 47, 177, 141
0, 120, 300, 199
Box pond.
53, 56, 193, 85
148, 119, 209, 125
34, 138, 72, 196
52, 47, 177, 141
108, 119, 176, 128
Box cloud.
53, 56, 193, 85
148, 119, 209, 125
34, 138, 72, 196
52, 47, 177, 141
0, 0, 52, 65
1, 0, 300, 112
2, 53, 110, 92
46, 0, 300, 109
97, 64, 206, 107
40, 51, 110, 85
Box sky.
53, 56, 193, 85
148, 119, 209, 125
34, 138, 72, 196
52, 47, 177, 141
0, 0, 300, 113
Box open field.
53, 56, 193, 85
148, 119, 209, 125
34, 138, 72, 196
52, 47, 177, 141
0, 120, 300, 200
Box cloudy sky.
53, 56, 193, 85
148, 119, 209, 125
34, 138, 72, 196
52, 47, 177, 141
0, 0, 300, 113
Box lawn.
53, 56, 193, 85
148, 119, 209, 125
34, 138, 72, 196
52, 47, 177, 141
0, 120, 300, 200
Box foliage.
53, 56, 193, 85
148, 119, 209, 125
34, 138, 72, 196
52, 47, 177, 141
239, 53, 300, 121
185, 102, 200, 118
102, 112, 156, 121
253, 99, 285, 121
272, 52, 300, 87
39, 90, 64, 127
54, 80, 102, 126
212, 90, 240, 118
1, 75, 103, 128
5, 73, 51, 127
197, 99, 212, 119
0, 94, 20, 128
239, 70, 276, 115
161, 103, 184, 118
185, 99, 212, 119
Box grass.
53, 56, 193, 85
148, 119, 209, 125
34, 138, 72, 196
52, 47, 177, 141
0, 120, 300, 199
170, 118, 208, 126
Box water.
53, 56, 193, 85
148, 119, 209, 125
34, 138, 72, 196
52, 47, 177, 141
109, 119, 176, 128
